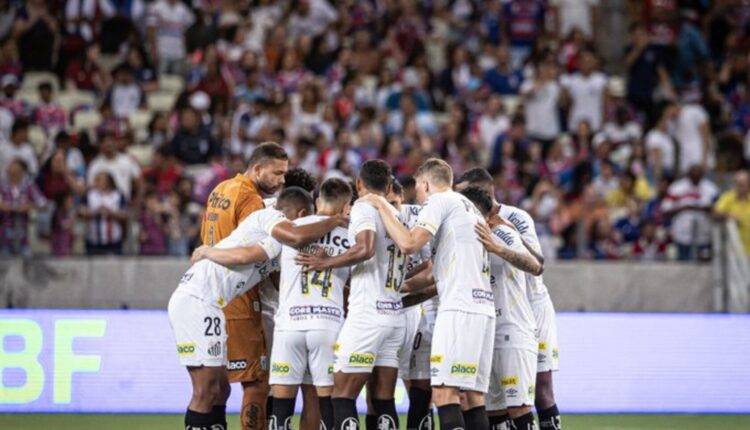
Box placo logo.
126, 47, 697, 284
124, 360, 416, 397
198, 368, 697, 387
348, 353, 375, 366
271, 362, 291, 375
177, 343, 195, 356
450, 363, 477, 376
501, 376, 518, 386
227, 360, 247, 371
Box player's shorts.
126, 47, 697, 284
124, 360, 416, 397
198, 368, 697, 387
532, 296, 559, 372
430, 310, 495, 392
400, 307, 436, 381
269, 328, 339, 387
334, 317, 405, 373
487, 347, 537, 411
168, 290, 227, 367
223, 289, 268, 383
398, 306, 421, 378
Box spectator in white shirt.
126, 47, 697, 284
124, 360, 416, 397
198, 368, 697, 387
550, 0, 599, 39
521, 58, 562, 144
287, 0, 338, 39
671, 98, 712, 174
560, 49, 607, 131
146, 0, 194, 74
661, 165, 718, 261
475, 94, 509, 164
86, 133, 141, 201
0, 119, 37, 177
645, 101, 678, 180
106, 64, 144, 118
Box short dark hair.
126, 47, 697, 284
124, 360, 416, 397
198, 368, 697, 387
284, 167, 317, 193
248, 142, 288, 167
391, 177, 403, 195
11, 119, 28, 135
456, 168, 493, 187
359, 159, 392, 193
460, 186, 494, 217
401, 176, 415, 190
319, 178, 352, 204
38, 82, 53, 92
276, 186, 313, 212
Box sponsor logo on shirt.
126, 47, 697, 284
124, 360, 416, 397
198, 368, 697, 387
348, 352, 375, 367
207, 191, 231, 210
376, 301, 404, 311
472, 289, 494, 302
177, 342, 195, 356
501, 376, 518, 386
289, 305, 343, 318
506, 387, 518, 398
227, 360, 247, 371
538, 342, 547, 351
207, 341, 222, 357
450, 363, 478, 376
506, 212, 529, 234
271, 362, 291, 375
494, 229, 515, 246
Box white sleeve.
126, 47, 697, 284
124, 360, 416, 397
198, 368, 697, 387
258, 237, 282, 260
261, 209, 287, 235
350, 203, 378, 236
415, 196, 445, 236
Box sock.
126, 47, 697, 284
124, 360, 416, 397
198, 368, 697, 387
267, 395, 274, 423
372, 398, 399, 429
437, 403, 465, 430
538, 404, 561, 430
463, 405, 489, 430
332, 397, 359, 429
510, 412, 535, 430
212, 405, 227, 429
365, 414, 378, 430
319, 396, 334, 430
407, 387, 432, 430
489, 413, 511, 430
185, 408, 216, 430
269, 397, 295, 430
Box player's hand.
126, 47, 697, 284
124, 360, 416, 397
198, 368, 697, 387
332, 213, 349, 228
190, 245, 210, 264
475, 222, 501, 254
358, 193, 385, 208
295, 246, 329, 271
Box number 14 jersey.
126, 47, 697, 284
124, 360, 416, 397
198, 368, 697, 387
274, 215, 351, 331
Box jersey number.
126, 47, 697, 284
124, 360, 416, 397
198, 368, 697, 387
385, 244, 406, 291
204, 317, 221, 336
302, 269, 333, 298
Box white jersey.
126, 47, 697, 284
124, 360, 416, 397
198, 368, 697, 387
176, 208, 283, 308
488, 224, 537, 350
347, 201, 407, 327
416, 190, 493, 317
274, 214, 351, 331
499, 204, 549, 304
400, 204, 438, 314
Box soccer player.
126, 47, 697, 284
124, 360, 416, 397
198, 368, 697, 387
261, 167, 321, 430
296, 159, 407, 430
461, 186, 541, 430
361, 159, 495, 430
456, 168, 561, 429
171, 186, 344, 430
267, 178, 353, 430
200, 142, 289, 430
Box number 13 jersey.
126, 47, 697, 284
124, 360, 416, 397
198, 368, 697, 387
275, 214, 351, 331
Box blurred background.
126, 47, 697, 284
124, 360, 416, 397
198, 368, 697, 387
0, 0, 749, 428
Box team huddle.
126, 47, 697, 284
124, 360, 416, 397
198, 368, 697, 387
168, 143, 561, 430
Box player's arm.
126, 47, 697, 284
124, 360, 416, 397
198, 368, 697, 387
270, 215, 347, 248
401, 262, 435, 294
402, 285, 438, 308
295, 230, 375, 271
191, 244, 271, 266
362, 195, 431, 254
475, 223, 542, 276
490, 213, 545, 271
521, 238, 545, 272
406, 260, 431, 280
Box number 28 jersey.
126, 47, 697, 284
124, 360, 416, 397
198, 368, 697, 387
274, 215, 351, 331
347, 201, 407, 327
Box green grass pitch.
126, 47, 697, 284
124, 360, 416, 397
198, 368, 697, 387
1, 414, 749, 429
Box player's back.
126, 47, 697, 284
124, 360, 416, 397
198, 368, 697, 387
347, 201, 407, 326
201, 174, 264, 246
489, 224, 537, 348
178, 207, 283, 308
417, 190, 493, 317
498, 204, 549, 303
276, 214, 350, 331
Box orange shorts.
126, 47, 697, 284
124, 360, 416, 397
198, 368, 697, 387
223, 289, 268, 384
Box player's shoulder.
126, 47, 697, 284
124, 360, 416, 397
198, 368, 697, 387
500, 204, 533, 231
351, 200, 379, 217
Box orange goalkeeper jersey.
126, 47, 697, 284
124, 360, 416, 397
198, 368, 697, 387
200, 174, 265, 246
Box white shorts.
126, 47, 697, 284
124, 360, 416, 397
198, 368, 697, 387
430, 310, 495, 392
400, 307, 436, 381
487, 347, 537, 411
398, 306, 421, 378
269, 329, 338, 386
532, 296, 559, 372
168, 290, 227, 367
334, 317, 405, 373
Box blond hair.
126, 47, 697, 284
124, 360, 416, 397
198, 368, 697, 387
415, 158, 453, 187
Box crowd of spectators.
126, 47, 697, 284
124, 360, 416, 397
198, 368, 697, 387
1, 0, 750, 261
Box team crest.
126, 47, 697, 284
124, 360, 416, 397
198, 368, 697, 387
342, 417, 359, 430
377, 415, 396, 429
418, 415, 432, 430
